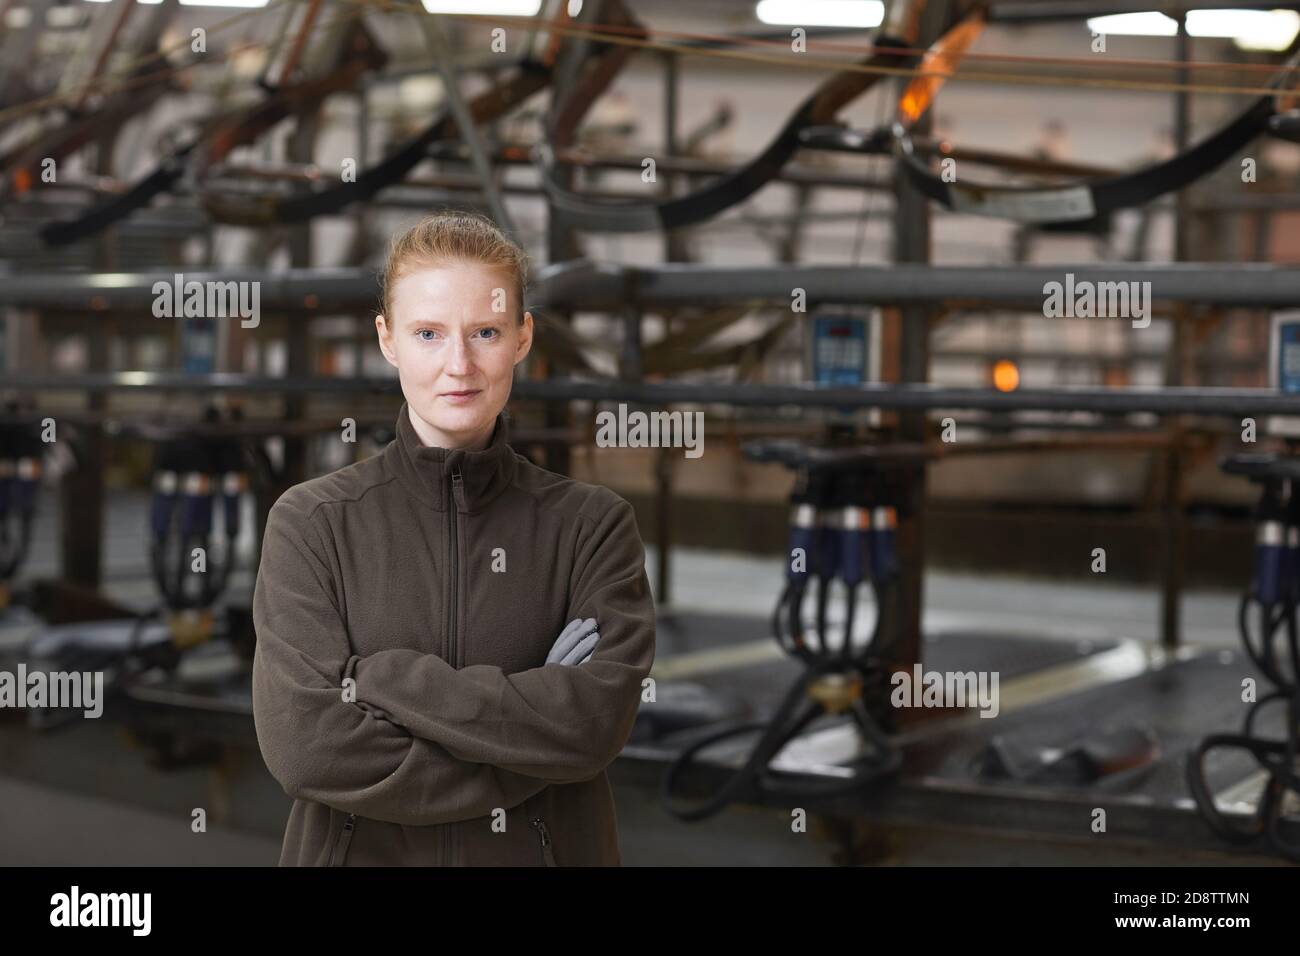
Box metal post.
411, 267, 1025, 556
60, 124, 120, 588
281, 111, 319, 494
887, 0, 947, 684
1160, 18, 1192, 650
415, 8, 516, 237
656, 49, 684, 607
540, 0, 605, 478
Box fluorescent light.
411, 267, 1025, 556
756, 0, 884, 29
1190, 9, 1300, 49
420, 0, 542, 13
568, 0, 582, 16
177, 0, 269, 6
1087, 11, 1176, 36
1087, 9, 1300, 51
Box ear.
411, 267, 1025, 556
375, 314, 399, 369
515, 311, 535, 366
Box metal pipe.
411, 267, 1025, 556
11, 372, 1300, 416
7, 262, 1300, 310
1161, 14, 1193, 650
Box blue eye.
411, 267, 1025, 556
415, 328, 497, 343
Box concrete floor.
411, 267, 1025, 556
0, 775, 281, 866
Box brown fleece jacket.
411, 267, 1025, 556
251, 401, 656, 865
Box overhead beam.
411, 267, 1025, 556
9, 372, 1300, 416
5, 263, 1300, 310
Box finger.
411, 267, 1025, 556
547, 617, 596, 664
560, 632, 600, 666
562, 632, 599, 666
546, 618, 582, 663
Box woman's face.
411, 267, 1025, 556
376, 260, 533, 450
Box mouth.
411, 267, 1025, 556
440, 390, 481, 398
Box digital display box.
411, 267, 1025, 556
1269, 311, 1300, 437
807, 311, 881, 426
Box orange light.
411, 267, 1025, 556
992, 359, 1020, 392
897, 15, 986, 125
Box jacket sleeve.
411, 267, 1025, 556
251, 491, 550, 827
349, 494, 656, 785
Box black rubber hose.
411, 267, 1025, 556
841, 585, 857, 664
662, 659, 900, 822
1239, 594, 1285, 686
1185, 733, 1273, 844
788, 580, 807, 657
771, 579, 794, 656
814, 573, 830, 658
1264, 690, 1300, 861
662, 668, 819, 822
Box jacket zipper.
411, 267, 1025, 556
530, 817, 557, 867
330, 812, 356, 866
449, 466, 462, 669
445, 466, 464, 867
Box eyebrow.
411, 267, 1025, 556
404, 317, 507, 328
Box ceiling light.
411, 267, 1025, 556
420, 0, 543, 14
755, 0, 884, 29
1086, 9, 1300, 52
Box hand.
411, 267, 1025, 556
546, 617, 599, 666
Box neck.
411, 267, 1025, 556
407, 404, 494, 452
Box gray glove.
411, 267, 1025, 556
546, 617, 599, 666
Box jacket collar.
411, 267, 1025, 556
386, 400, 518, 513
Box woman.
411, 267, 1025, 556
251, 212, 656, 866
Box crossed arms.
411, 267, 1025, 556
251, 490, 655, 827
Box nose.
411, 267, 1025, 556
445, 334, 473, 375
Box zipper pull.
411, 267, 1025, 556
344, 813, 356, 831
451, 466, 465, 510
530, 816, 557, 866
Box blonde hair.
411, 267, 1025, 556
379, 211, 528, 323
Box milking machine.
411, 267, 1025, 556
23, 406, 260, 729
1187, 453, 1300, 860
0, 414, 42, 610
661, 435, 924, 821
0, 410, 45, 648
144, 408, 248, 652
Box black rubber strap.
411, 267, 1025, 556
206, 63, 553, 227
895, 60, 1296, 224
41, 146, 194, 247
536, 32, 931, 233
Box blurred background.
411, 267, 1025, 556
2, 0, 1300, 865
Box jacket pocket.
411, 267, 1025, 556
328, 812, 357, 867
529, 815, 557, 867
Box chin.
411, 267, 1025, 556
420, 394, 496, 432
